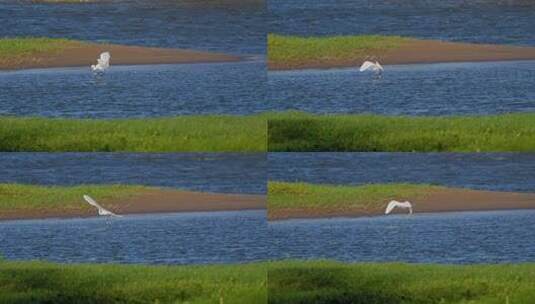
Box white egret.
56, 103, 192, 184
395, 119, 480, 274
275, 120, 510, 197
83, 194, 122, 217
359, 60, 384, 75
91, 52, 111, 72
385, 200, 413, 215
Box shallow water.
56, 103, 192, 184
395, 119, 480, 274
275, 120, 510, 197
270, 0, 535, 46
268, 61, 535, 115
0, 211, 267, 264
0, 61, 267, 118
0, 0, 266, 54
269, 153, 535, 193
269, 210, 535, 264
0, 153, 266, 194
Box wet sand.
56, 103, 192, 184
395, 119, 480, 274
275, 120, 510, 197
0, 189, 266, 221
0, 43, 241, 71
269, 39, 535, 70
268, 188, 535, 220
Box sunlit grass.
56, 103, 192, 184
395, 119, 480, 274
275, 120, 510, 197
269, 260, 535, 304
267, 111, 535, 152
0, 260, 266, 304
268, 34, 409, 69
4, 112, 532, 152
0, 115, 267, 152
0, 37, 82, 62
0, 184, 149, 212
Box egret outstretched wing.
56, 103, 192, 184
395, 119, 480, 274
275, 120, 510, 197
83, 194, 122, 217
91, 51, 111, 72
83, 194, 102, 208
97, 52, 110, 68
359, 61, 376, 72
375, 61, 384, 71
385, 200, 398, 214
385, 200, 413, 215
100, 52, 110, 62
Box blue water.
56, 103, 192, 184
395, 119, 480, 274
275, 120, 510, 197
0, 0, 266, 55
0, 211, 268, 264
270, 0, 535, 46
0, 61, 267, 118
268, 61, 535, 115
269, 153, 535, 193
269, 210, 535, 264
4, 60, 533, 117
3, 209, 534, 265
0, 153, 266, 194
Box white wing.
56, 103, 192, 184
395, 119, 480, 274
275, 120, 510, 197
375, 61, 384, 71
99, 52, 110, 63
97, 52, 110, 68
402, 201, 413, 214
385, 200, 399, 214
359, 61, 376, 72
83, 194, 121, 217
83, 194, 103, 209
385, 200, 413, 215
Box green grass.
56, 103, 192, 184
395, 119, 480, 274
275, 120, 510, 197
268, 34, 409, 69
268, 182, 439, 212
0, 260, 266, 304
2, 260, 535, 304
269, 260, 535, 304
0, 37, 82, 61
0, 115, 267, 152
0, 184, 149, 212
267, 112, 535, 152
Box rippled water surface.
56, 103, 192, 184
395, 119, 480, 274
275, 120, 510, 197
0, 61, 266, 118
270, 0, 535, 46
0, 153, 266, 194
270, 210, 535, 264
269, 153, 535, 192
0, 211, 267, 264
1, 0, 265, 54
268, 61, 535, 115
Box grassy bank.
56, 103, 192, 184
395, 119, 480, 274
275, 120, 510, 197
269, 260, 535, 304
0, 260, 266, 304
268, 34, 409, 70
268, 182, 438, 214
0, 184, 148, 213
0, 115, 266, 152
267, 112, 535, 152
0, 37, 82, 63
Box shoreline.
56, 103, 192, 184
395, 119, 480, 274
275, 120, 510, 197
269, 39, 535, 70
268, 188, 535, 221
0, 189, 266, 221
0, 42, 242, 71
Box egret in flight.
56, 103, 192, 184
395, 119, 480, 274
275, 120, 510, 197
83, 195, 122, 217
91, 52, 111, 72
359, 60, 384, 76
385, 200, 413, 215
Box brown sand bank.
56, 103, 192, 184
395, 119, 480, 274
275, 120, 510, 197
0, 43, 241, 71
269, 40, 535, 70
268, 188, 535, 221
0, 189, 265, 221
